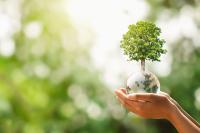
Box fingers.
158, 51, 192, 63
117, 95, 140, 113
120, 88, 127, 94
115, 88, 136, 107
115, 88, 152, 102
127, 93, 157, 101
115, 88, 128, 102
115, 89, 152, 117
118, 95, 149, 116
115, 87, 126, 94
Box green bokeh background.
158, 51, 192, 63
0, 0, 200, 133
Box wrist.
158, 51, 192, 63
164, 99, 179, 122
166, 103, 180, 124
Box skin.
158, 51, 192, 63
115, 88, 200, 133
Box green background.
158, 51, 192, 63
0, 0, 199, 133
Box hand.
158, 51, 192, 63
115, 88, 200, 133
115, 88, 175, 120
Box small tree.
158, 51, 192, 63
120, 21, 167, 71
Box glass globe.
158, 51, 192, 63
126, 70, 160, 94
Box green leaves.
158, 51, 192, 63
120, 21, 167, 62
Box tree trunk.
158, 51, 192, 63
141, 59, 145, 72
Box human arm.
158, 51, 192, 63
115, 88, 200, 133
160, 91, 200, 129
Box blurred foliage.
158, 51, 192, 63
0, 0, 200, 133
0, 0, 125, 132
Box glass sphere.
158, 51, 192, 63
126, 70, 160, 94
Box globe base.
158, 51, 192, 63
126, 71, 160, 94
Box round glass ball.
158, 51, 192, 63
126, 70, 160, 94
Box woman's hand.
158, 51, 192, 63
115, 88, 175, 120
115, 88, 200, 133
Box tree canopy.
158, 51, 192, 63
120, 21, 167, 62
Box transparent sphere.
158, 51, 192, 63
126, 71, 160, 94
